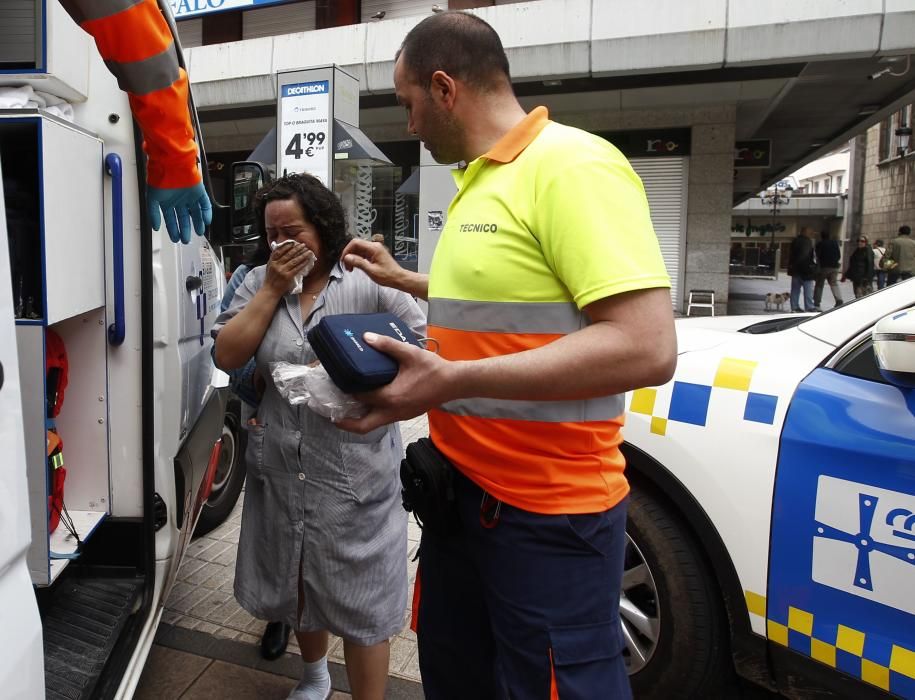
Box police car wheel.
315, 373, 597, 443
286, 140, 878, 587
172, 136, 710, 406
625, 482, 733, 698
194, 401, 247, 537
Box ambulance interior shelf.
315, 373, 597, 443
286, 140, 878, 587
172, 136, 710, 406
1, 113, 110, 587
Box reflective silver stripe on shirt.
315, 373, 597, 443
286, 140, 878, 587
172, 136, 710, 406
429, 298, 587, 334
60, 0, 144, 24
104, 43, 179, 96
440, 394, 625, 422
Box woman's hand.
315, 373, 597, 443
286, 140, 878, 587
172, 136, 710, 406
264, 241, 316, 297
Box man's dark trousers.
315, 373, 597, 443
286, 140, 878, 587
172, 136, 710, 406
415, 468, 631, 699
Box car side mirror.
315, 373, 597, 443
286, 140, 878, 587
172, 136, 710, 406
873, 309, 915, 388
230, 161, 269, 243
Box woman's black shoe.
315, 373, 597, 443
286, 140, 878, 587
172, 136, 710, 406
260, 621, 292, 660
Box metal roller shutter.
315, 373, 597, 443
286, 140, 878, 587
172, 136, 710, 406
361, 0, 435, 22
176, 19, 202, 49
0, 1, 36, 65
629, 157, 688, 309
243, 1, 316, 40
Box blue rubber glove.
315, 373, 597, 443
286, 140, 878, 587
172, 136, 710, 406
147, 182, 213, 244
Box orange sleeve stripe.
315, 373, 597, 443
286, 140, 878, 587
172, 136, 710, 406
549, 648, 560, 700
410, 568, 421, 634
128, 69, 201, 189
427, 324, 563, 362
80, 0, 173, 64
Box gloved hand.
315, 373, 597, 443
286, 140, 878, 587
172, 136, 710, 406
147, 181, 213, 244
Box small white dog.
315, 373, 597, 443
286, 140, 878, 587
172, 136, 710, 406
764, 291, 790, 312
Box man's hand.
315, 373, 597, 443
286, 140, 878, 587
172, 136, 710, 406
341, 239, 429, 299
342, 239, 404, 287
334, 333, 457, 434
147, 181, 213, 244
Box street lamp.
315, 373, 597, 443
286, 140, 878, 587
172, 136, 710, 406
760, 183, 793, 272
896, 125, 912, 157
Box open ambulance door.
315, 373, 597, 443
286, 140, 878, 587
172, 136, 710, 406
0, 146, 45, 697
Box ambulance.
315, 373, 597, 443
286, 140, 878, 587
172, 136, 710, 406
0, 2, 242, 697
621, 280, 915, 699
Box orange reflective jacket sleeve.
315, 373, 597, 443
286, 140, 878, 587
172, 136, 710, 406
61, 0, 202, 189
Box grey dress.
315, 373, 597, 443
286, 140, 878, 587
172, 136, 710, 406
212, 262, 426, 645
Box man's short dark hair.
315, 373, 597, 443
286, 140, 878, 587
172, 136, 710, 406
397, 11, 511, 92
900, 225, 912, 236
254, 172, 351, 266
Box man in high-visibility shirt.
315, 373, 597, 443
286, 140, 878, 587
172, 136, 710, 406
61, 0, 212, 244
340, 11, 676, 700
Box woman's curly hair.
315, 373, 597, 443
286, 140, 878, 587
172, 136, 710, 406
254, 172, 351, 267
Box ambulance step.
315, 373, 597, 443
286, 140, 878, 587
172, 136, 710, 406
41, 577, 143, 700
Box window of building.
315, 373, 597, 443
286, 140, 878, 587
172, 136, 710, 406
878, 105, 913, 161
836, 174, 843, 192
812, 180, 819, 193
824, 177, 831, 192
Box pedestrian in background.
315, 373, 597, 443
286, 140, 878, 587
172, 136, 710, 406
788, 227, 819, 312
887, 224, 915, 284
872, 239, 887, 289
813, 230, 844, 309
339, 11, 676, 699
842, 235, 875, 298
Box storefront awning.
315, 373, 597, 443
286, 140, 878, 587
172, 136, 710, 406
246, 125, 276, 165
244, 121, 392, 168
395, 168, 420, 196
333, 120, 392, 166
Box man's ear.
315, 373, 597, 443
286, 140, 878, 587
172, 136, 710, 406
429, 70, 457, 109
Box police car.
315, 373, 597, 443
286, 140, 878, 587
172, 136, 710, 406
620, 279, 915, 699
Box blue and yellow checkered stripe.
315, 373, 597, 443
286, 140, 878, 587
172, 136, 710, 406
630, 357, 779, 436
746, 591, 915, 697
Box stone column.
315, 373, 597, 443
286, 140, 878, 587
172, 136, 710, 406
684, 109, 737, 315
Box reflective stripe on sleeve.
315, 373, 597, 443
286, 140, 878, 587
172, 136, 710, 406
429, 298, 587, 334
104, 43, 180, 96
441, 394, 625, 423
59, 0, 144, 24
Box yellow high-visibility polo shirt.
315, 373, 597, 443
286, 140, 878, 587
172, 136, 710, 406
428, 106, 670, 514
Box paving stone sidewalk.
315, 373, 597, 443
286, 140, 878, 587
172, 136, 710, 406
158, 415, 429, 687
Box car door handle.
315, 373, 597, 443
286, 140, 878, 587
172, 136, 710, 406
0, 360, 4, 392
186, 275, 203, 292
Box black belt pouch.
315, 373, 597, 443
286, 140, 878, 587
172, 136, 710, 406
400, 438, 460, 535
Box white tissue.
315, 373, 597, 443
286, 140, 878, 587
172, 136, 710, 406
270, 240, 316, 295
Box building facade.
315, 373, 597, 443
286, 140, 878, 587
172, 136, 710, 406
858, 103, 915, 245
175, 0, 915, 313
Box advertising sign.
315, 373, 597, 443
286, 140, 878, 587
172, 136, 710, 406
735, 140, 772, 168
279, 80, 331, 185
168, 0, 292, 20
597, 129, 692, 158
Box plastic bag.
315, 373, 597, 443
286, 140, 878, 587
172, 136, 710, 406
270, 240, 316, 294
271, 361, 368, 421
